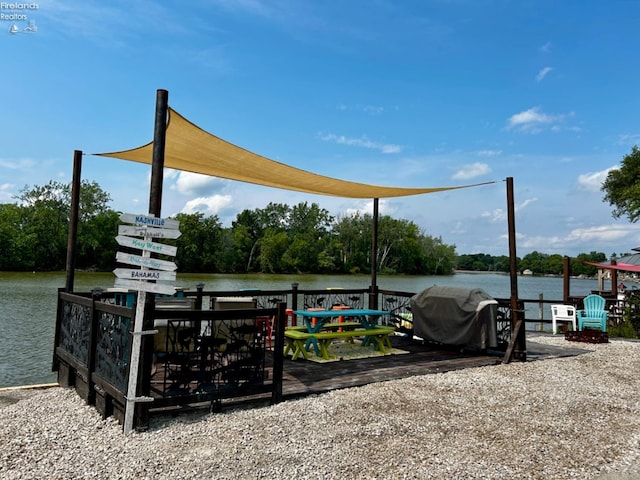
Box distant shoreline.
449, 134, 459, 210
454, 270, 508, 275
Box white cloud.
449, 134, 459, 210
536, 66, 552, 82
506, 107, 568, 133
520, 224, 635, 251
212, 0, 276, 18
481, 208, 506, 223
577, 167, 616, 192
481, 197, 538, 223
476, 150, 502, 157
345, 199, 395, 217
565, 225, 630, 243
0, 183, 16, 202
337, 104, 398, 116
0, 157, 37, 170
181, 194, 233, 216
617, 134, 640, 145
319, 133, 403, 154
452, 162, 491, 180
363, 105, 384, 115
540, 41, 552, 53
170, 171, 228, 196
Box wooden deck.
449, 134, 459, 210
149, 334, 589, 415
272, 333, 588, 400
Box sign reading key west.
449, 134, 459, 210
116, 235, 178, 256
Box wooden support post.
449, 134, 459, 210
271, 302, 286, 404
503, 317, 524, 364
505, 177, 526, 362
64, 150, 82, 293
563, 256, 571, 303
370, 198, 379, 309
149, 89, 168, 217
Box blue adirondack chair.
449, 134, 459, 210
577, 294, 608, 332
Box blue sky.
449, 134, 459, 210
2, 0, 640, 258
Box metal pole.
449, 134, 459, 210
64, 150, 82, 292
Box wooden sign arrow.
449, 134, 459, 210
113, 268, 176, 281
115, 235, 178, 257
118, 225, 182, 239
114, 278, 176, 296
119, 213, 180, 230
116, 251, 177, 271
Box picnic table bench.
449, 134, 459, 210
284, 326, 395, 360
286, 321, 363, 332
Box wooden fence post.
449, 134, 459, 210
271, 302, 286, 404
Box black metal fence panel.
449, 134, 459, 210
58, 296, 92, 365
94, 309, 132, 392
151, 314, 267, 400
302, 289, 365, 310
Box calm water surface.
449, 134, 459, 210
0, 271, 599, 388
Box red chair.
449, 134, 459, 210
331, 305, 351, 331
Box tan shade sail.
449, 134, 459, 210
97, 108, 494, 198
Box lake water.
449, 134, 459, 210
0, 271, 600, 388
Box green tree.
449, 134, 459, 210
283, 202, 334, 272
520, 251, 549, 274
571, 251, 606, 276
174, 212, 223, 272
602, 145, 640, 222
77, 210, 120, 270
258, 230, 289, 273
231, 203, 292, 272
0, 203, 35, 270
17, 181, 71, 269
14, 180, 114, 271
333, 213, 370, 273
421, 235, 456, 274
546, 254, 564, 275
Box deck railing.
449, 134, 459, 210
54, 289, 287, 430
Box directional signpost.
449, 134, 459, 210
115, 213, 181, 434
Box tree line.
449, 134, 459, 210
0, 180, 457, 275
456, 252, 608, 277
0, 180, 614, 276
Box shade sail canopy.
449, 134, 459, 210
96, 108, 494, 199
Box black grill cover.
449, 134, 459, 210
410, 286, 498, 349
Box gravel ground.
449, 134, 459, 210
2, 335, 640, 479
